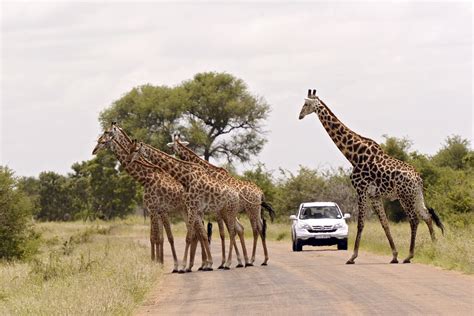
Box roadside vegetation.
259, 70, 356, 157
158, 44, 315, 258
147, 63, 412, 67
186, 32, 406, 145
0, 219, 161, 315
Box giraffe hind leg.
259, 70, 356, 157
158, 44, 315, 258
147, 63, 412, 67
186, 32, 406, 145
400, 197, 419, 263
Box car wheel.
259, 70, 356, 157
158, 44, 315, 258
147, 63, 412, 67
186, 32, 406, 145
337, 238, 348, 250
295, 240, 303, 252
292, 239, 297, 251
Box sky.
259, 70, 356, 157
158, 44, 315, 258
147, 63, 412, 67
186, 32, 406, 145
1, 1, 472, 177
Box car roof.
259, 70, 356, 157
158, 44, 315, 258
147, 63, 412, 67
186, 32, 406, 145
300, 202, 338, 207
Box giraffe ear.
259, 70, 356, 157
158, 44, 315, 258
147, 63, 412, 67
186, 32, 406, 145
181, 141, 190, 146
166, 142, 174, 148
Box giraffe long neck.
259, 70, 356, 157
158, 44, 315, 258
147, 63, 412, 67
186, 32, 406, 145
315, 100, 384, 166
175, 142, 229, 180
142, 145, 195, 185
109, 141, 151, 185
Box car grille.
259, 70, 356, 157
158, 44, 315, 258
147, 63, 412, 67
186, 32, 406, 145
308, 225, 336, 233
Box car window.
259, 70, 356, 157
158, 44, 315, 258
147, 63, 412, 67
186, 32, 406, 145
299, 206, 342, 219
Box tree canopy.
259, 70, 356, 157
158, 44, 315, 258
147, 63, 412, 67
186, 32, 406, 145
99, 72, 270, 163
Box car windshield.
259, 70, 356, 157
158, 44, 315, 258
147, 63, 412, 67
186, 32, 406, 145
299, 206, 341, 219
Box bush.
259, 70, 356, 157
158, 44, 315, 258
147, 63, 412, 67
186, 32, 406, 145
0, 167, 40, 260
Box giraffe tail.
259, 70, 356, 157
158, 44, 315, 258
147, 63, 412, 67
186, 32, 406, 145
261, 201, 276, 222
428, 207, 445, 235
207, 222, 213, 244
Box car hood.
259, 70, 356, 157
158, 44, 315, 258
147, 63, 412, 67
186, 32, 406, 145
298, 218, 345, 226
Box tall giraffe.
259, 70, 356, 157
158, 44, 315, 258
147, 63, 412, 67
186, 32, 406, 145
167, 133, 276, 265
128, 139, 242, 271
298, 89, 444, 264
92, 130, 184, 272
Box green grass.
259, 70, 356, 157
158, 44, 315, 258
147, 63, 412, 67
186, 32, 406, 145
0, 218, 162, 315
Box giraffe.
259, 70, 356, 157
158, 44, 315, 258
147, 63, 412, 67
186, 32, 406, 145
298, 89, 444, 264
92, 129, 184, 272
167, 133, 276, 265
128, 139, 243, 272
103, 123, 210, 271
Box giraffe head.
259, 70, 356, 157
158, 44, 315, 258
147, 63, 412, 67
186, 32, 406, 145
92, 131, 114, 154
299, 89, 322, 120
166, 131, 190, 157
128, 139, 147, 164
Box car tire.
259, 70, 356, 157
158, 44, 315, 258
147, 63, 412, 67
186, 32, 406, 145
292, 239, 297, 252
337, 238, 348, 250
295, 240, 303, 252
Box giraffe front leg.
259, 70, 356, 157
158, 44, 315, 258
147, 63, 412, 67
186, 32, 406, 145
198, 236, 206, 271
157, 216, 165, 265
371, 199, 398, 263
347, 194, 368, 264
217, 218, 226, 269
235, 218, 249, 267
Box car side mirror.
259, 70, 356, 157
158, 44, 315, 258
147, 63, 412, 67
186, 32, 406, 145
289, 215, 297, 221
344, 213, 351, 219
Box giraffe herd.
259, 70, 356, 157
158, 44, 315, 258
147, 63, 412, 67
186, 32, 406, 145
92, 89, 444, 271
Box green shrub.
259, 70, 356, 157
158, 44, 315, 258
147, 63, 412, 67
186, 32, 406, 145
0, 166, 40, 260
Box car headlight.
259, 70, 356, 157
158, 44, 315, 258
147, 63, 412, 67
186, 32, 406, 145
334, 223, 345, 229
298, 223, 311, 230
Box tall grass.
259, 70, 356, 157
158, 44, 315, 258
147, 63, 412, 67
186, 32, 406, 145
0, 219, 161, 315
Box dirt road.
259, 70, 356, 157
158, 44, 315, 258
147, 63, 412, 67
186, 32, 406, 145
136, 240, 473, 315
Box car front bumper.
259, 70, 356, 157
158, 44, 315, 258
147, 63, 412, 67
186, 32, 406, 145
295, 227, 348, 245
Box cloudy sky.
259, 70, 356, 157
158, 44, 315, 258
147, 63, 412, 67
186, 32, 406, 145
1, 1, 472, 177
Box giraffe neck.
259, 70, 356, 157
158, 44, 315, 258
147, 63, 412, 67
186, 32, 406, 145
109, 141, 151, 185
142, 144, 197, 184
315, 100, 384, 166
175, 141, 229, 180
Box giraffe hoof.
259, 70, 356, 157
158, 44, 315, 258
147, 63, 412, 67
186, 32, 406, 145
261, 262, 268, 266
171, 269, 179, 273
236, 264, 244, 268
390, 259, 399, 264
223, 266, 231, 270
177, 270, 186, 274
346, 260, 355, 265
197, 267, 203, 271
245, 263, 253, 267
217, 265, 224, 270
403, 259, 411, 264
205, 267, 214, 271
185, 268, 192, 273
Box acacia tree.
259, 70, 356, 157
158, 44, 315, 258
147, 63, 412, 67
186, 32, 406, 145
99, 72, 270, 163
181, 72, 270, 162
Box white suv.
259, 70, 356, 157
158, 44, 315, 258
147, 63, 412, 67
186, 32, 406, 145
290, 202, 350, 251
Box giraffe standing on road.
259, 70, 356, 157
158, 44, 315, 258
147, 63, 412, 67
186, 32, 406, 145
129, 139, 243, 272
92, 128, 185, 272
298, 89, 444, 264
168, 133, 276, 265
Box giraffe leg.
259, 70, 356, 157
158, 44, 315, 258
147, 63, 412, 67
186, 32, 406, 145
255, 218, 269, 265
196, 220, 213, 271
404, 217, 419, 263
371, 199, 398, 263
162, 215, 179, 273
400, 197, 420, 263
157, 216, 165, 265
217, 218, 226, 269
235, 218, 249, 267
249, 219, 258, 266
187, 236, 198, 272
198, 237, 206, 271
347, 194, 368, 264
223, 217, 236, 270
149, 211, 157, 262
